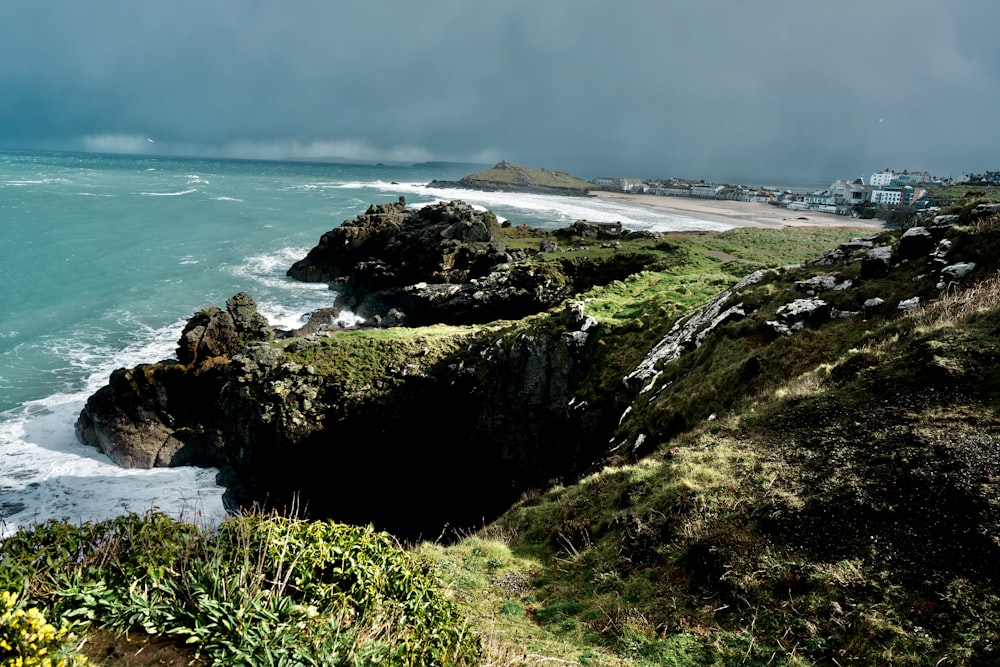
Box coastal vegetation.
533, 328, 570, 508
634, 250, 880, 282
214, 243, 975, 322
1, 512, 478, 666
7, 189, 1000, 665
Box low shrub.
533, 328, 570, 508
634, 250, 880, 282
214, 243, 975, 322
0, 513, 479, 666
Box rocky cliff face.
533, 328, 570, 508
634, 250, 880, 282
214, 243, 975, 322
211, 301, 609, 536
75, 293, 274, 469
76, 200, 637, 535
284, 199, 651, 327
76, 294, 610, 536
78, 198, 1000, 541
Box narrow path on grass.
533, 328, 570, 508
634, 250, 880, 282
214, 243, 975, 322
706, 249, 741, 262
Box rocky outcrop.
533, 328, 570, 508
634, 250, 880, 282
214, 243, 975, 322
75, 293, 274, 469
287, 199, 532, 325
76, 284, 616, 536
287, 198, 507, 286
177, 292, 273, 364
426, 161, 594, 197
623, 269, 769, 394
286, 199, 660, 326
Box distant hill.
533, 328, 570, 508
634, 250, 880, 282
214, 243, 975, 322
427, 161, 595, 196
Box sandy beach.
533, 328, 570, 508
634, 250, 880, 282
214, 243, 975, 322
592, 191, 887, 231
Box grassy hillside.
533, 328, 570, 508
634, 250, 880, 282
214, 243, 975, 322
8, 212, 1000, 665
427, 211, 1000, 665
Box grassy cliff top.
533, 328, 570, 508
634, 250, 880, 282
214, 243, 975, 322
460, 161, 594, 192
16, 208, 1000, 665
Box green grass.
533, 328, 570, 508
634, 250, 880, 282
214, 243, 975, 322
928, 184, 1000, 206
279, 326, 477, 387
438, 213, 1000, 666
16, 219, 1000, 665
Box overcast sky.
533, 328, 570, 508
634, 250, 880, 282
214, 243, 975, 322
2, 1, 997, 183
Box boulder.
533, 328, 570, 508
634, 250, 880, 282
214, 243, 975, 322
861, 246, 892, 279
809, 237, 876, 266
932, 214, 960, 227
275, 307, 343, 338
896, 227, 935, 259
177, 292, 273, 365
776, 298, 832, 327
941, 262, 976, 280
794, 273, 851, 296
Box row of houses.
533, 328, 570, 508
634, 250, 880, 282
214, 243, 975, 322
593, 168, 952, 216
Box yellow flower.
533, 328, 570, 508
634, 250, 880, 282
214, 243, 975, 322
0, 591, 88, 666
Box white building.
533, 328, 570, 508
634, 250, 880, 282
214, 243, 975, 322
806, 190, 837, 207
830, 179, 870, 205
690, 184, 723, 198
871, 188, 903, 206
870, 170, 897, 187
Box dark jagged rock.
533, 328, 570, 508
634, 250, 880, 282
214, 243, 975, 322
287, 199, 658, 326
274, 307, 343, 338
287, 198, 506, 286
75, 293, 273, 469
177, 292, 274, 365
896, 226, 935, 259
287, 198, 532, 324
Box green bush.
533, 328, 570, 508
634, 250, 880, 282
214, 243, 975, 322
0, 513, 480, 666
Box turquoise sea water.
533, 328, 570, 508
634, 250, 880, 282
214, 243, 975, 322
0, 149, 730, 533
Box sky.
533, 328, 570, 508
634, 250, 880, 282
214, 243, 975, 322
2, 1, 998, 184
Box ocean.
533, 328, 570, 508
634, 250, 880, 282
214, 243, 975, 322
0, 149, 732, 535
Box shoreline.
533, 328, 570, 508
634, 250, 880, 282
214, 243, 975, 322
591, 190, 888, 231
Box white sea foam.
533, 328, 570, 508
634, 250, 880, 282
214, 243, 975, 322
302, 179, 733, 232
0, 320, 226, 537
229, 247, 363, 330
212, 196, 244, 202
5, 179, 63, 187
138, 188, 198, 197
300, 179, 657, 229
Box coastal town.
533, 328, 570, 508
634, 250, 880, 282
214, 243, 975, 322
592, 168, 1000, 218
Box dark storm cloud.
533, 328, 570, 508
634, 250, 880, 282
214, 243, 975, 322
2, 0, 997, 183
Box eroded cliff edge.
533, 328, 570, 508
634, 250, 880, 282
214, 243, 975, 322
77, 200, 651, 536
77, 198, 1000, 555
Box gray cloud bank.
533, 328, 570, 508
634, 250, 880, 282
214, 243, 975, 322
2, 1, 998, 183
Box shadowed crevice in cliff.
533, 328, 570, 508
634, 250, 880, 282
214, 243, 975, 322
217, 303, 620, 540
